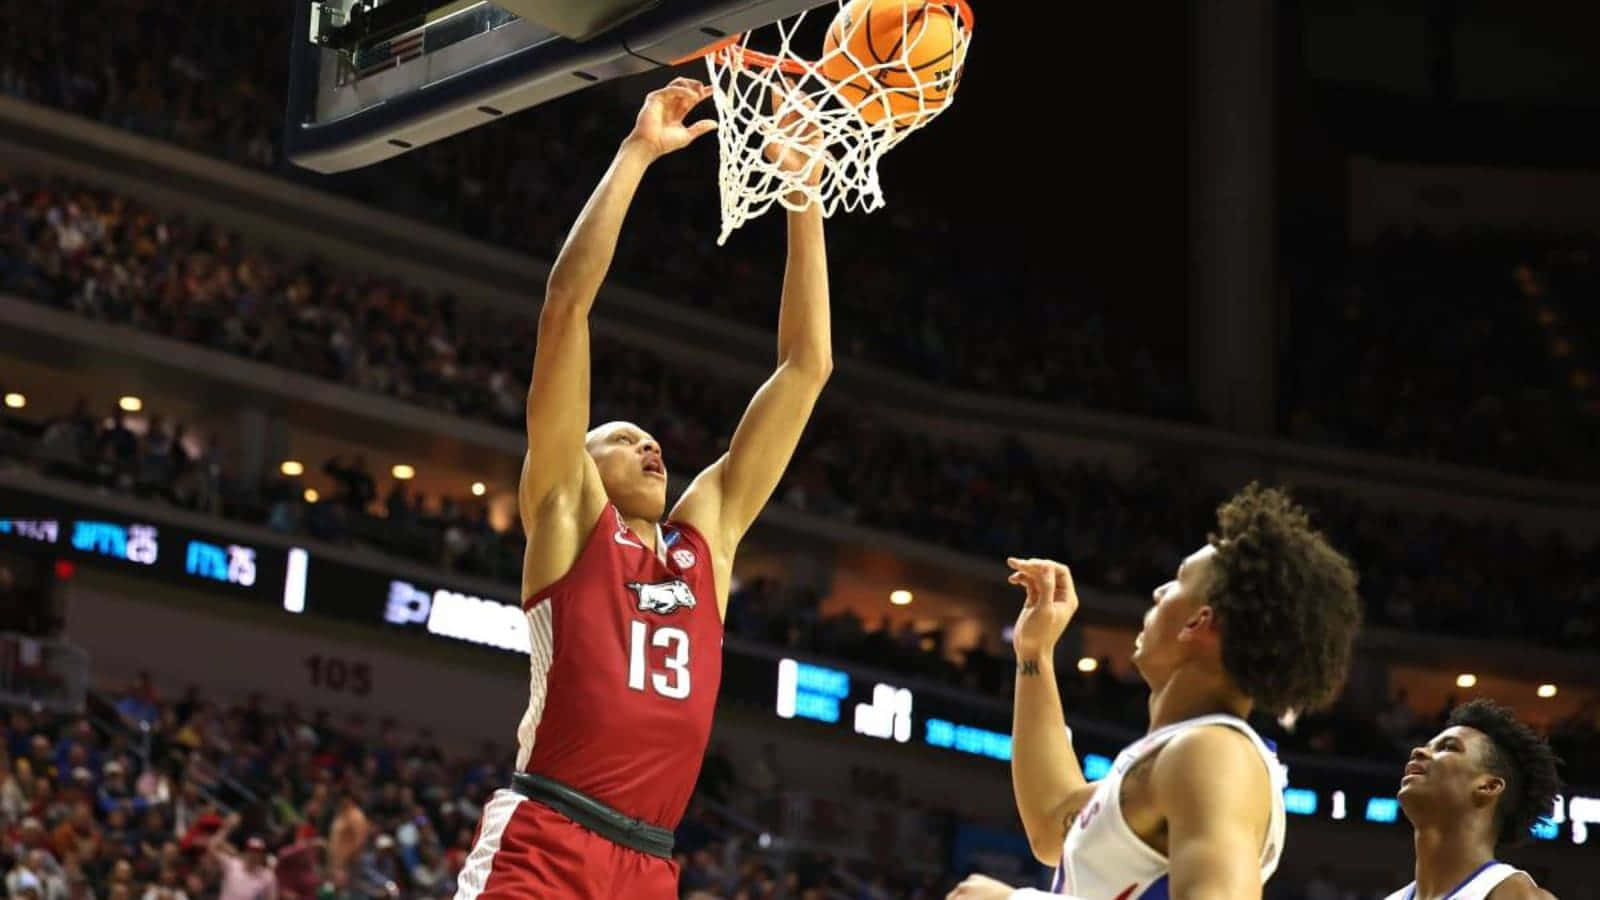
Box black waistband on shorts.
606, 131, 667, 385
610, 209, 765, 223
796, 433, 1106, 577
511, 772, 675, 859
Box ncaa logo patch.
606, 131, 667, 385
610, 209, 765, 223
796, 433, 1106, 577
672, 548, 696, 569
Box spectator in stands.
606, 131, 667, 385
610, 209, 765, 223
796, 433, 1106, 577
209, 815, 278, 900
97, 761, 145, 818
322, 457, 375, 514
96, 407, 138, 487
1378, 687, 1419, 751
696, 744, 737, 806
0, 762, 25, 825
115, 675, 160, 730
50, 801, 99, 864
272, 835, 322, 900
6, 848, 61, 900
8, 866, 43, 899
0, 565, 18, 631
3, 174, 1597, 658
325, 792, 368, 879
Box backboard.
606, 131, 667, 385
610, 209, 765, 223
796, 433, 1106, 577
285, 0, 825, 173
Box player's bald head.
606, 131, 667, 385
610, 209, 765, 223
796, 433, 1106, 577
586, 421, 652, 449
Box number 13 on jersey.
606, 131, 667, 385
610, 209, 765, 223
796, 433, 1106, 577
628, 619, 690, 699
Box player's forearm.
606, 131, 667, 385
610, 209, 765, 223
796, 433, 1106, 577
774, 203, 832, 379
545, 140, 654, 311
1012, 655, 1088, 854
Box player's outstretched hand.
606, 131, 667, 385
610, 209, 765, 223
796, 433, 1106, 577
764, 77, 826, 186
1007, 557, 1080, 659
629, 77, 717, 158
946, 874, 1015, 899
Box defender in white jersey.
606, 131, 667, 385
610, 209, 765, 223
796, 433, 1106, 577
950, 485, 1362, 900
1386, 699, 1560, 900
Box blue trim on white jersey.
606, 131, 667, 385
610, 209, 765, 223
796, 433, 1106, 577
1140, 875, 1171, 899
1403, 860, 1501, 900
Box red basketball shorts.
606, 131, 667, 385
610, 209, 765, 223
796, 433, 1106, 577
453, 789, 680, 899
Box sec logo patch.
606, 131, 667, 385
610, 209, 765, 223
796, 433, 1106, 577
672, 548, 696, 569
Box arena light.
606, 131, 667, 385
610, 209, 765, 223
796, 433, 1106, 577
889, 589, 913, 606
1571, 795, 1599, 845
118, 395, 143, 412
925, 718, 1012, 761
1082, 754, 1112, 780
303, 488, 319, 503
1077, 657, 1098, 673
282, 549, 309, 614
1283, 788, 1318, 816
392, 464, 415, 480
3, 392, 23, 409
471, 481, 487, 497
1455, 673, 1478, 688
854, 683, 914, 742
776, 658, 849, 724
1538, 684, 1558, 699
1365, 797, 1400, 824
280, 460, 305, 477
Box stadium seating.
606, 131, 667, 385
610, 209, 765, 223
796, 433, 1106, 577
3, 176, 1597, 656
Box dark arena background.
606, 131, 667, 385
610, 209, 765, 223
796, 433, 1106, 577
1, 0, 1598, 898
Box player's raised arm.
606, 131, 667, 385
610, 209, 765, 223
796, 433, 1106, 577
1154, 726, 1274, 900
672, 86, 832, 610
1007, 558, 1095, 865
521, 78, 716, 512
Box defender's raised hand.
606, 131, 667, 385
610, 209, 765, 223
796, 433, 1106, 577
1007, 557, 1080, 660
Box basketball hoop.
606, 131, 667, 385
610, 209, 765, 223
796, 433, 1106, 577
676, 0, 975, 244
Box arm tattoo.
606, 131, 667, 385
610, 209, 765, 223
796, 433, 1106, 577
1018, 660, 1041, 676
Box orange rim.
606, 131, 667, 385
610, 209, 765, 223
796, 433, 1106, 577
669, 0, 974, 73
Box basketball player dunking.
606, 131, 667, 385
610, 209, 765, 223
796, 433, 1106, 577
950, 485, 1363, 900
453, 78, 831, 899
1386, 699, 1561, 900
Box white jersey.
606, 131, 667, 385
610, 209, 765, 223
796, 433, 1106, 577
1049, 714, 1287, 899
1382, 861, 1531, 900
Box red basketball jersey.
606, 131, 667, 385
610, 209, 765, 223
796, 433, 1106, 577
515, 504, 723, 828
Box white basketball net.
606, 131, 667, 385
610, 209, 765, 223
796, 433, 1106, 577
703, 1, 973, 244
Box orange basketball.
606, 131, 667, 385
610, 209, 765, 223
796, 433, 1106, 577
819, 0, 965, 128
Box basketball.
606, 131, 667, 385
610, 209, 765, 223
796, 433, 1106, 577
819, 0, 964, 128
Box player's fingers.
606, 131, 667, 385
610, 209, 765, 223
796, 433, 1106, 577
660, 82, 710, 112
1038, 563, 1056, 609
1009, 573, 1038, 607
1055, 563, 1076, 605
1009, 556, 1046, 575
1019, 559, 1053, 599
687, 119, 718, 141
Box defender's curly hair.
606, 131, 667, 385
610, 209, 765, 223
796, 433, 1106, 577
1207, 483, 1361, 716
1447, 698, 1563, 846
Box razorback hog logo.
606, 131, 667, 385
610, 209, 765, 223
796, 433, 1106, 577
628, 579, 698, 615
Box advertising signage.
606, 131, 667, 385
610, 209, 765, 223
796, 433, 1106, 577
3, 485, 1590, 845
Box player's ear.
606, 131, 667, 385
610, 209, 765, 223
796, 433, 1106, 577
1476, 773, 1507, 805
1178, 605, 1215, 642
